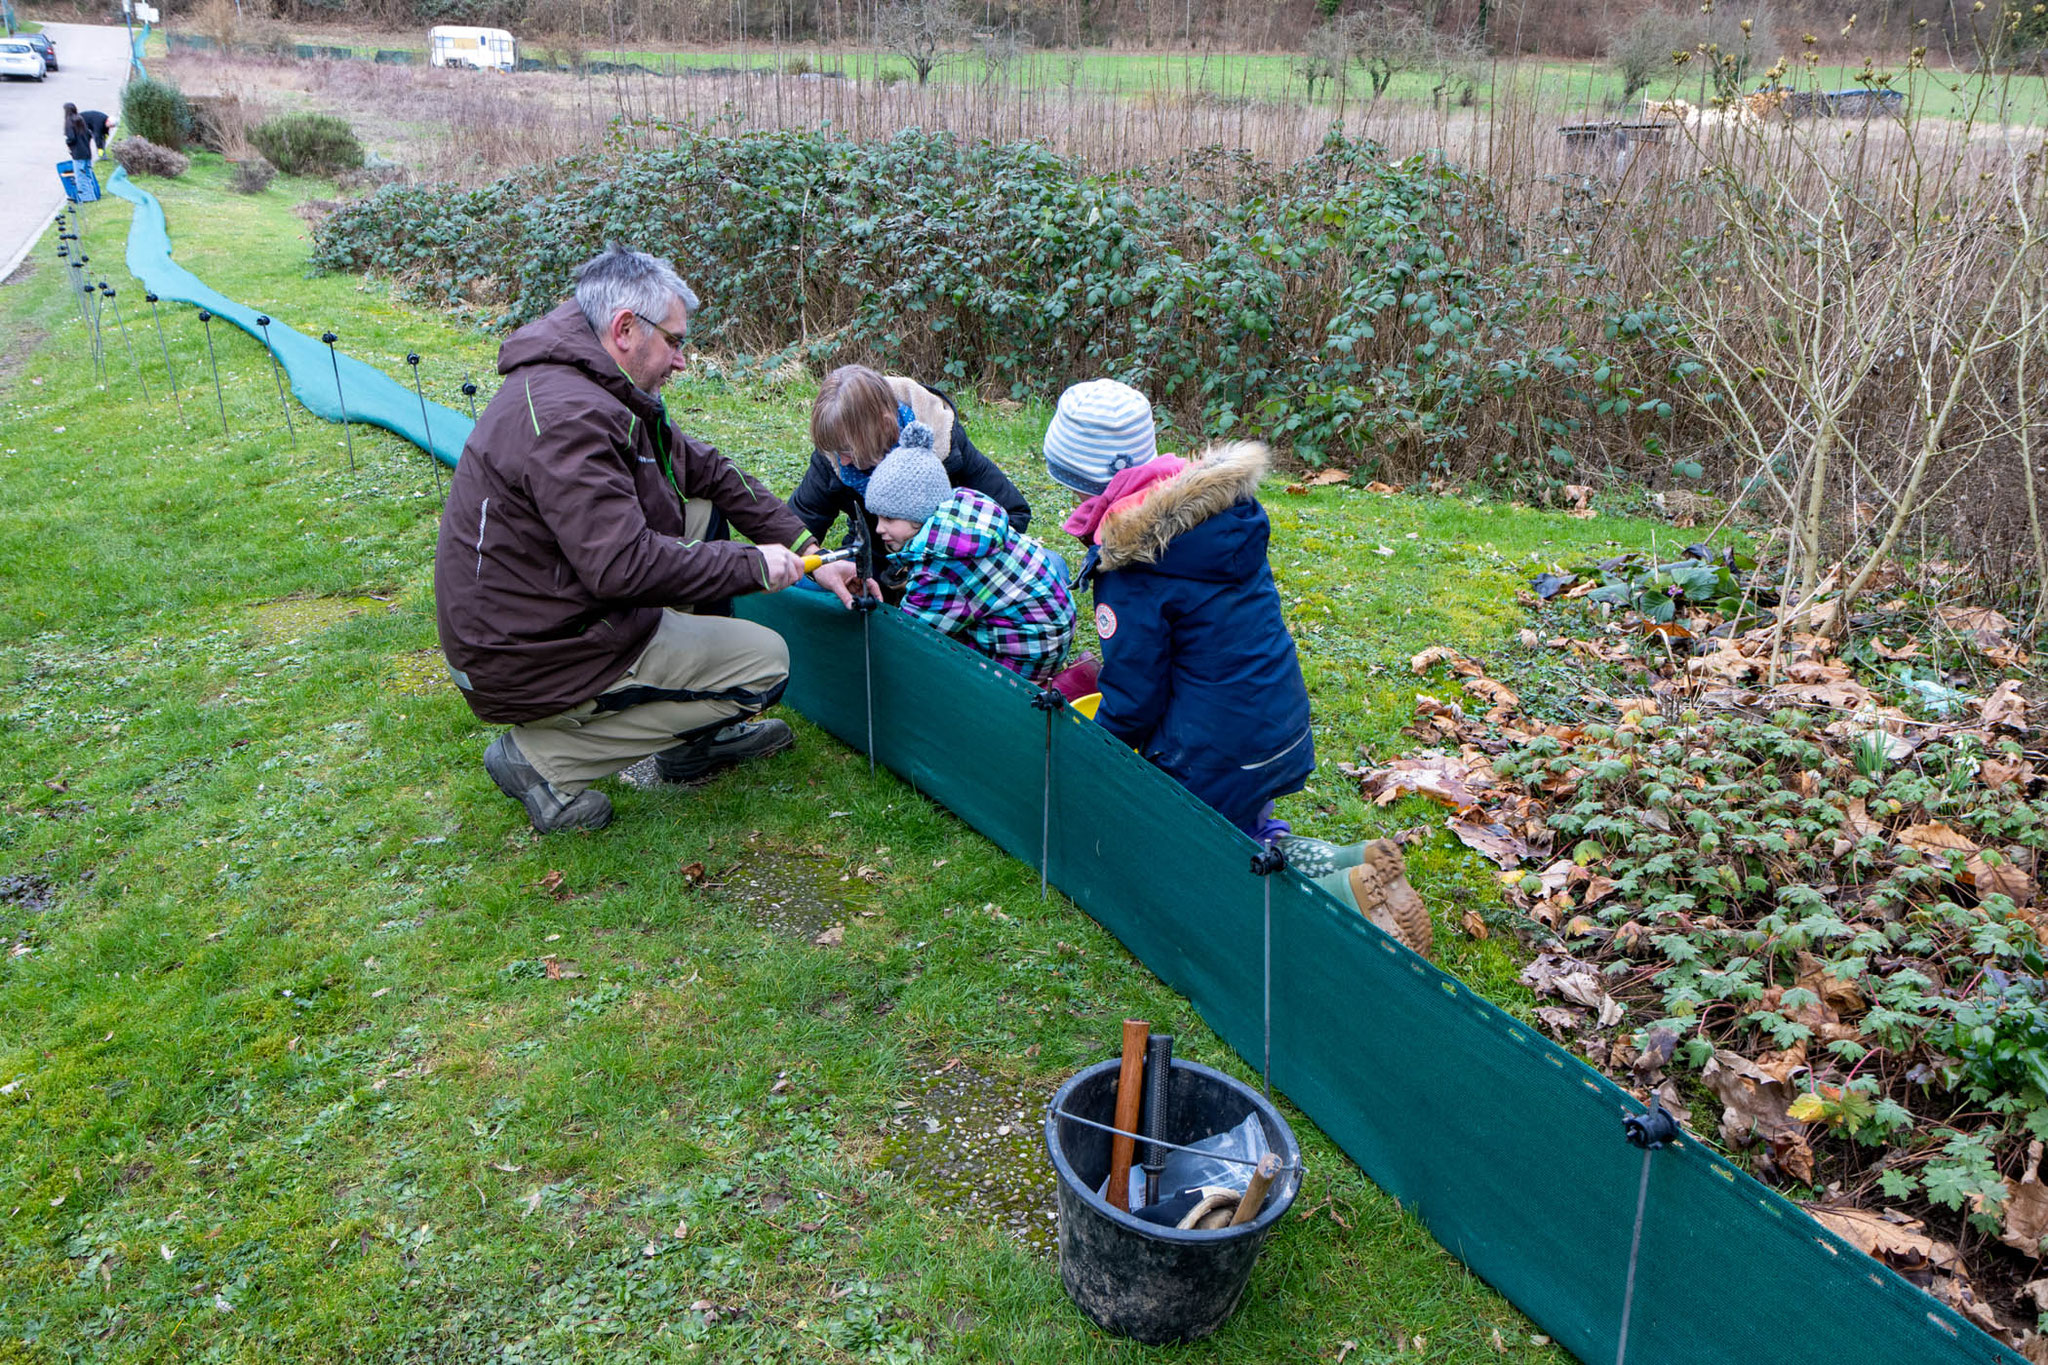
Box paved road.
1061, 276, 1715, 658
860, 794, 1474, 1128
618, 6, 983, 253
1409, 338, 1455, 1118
0, 23, 138, 284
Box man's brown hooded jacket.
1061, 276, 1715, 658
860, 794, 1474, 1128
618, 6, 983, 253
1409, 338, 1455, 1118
434, 301, 812, 724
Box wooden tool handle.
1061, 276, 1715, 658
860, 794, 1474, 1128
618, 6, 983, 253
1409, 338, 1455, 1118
1230, 1152, 1281, 1226
1106, 1019, 1149, 1212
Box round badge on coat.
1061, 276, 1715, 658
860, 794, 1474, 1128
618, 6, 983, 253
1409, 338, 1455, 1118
1095, 603, 1118, 638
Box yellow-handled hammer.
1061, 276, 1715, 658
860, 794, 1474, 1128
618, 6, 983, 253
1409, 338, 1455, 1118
800, 546, 858, 573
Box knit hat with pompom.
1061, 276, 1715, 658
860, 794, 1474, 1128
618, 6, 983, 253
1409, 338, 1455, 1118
862, 420, 953, 525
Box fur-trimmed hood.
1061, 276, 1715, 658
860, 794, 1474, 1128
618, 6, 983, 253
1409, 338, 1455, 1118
1096, 441, 1269, 575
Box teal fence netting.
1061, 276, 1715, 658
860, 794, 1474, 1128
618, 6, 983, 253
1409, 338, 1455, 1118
105, 170, 470, 468
94, 165, 2023, 1363
736, 587, 2024, 1365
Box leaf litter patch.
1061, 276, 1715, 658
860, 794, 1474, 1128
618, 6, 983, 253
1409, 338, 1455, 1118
875, 1059, 1058, 1253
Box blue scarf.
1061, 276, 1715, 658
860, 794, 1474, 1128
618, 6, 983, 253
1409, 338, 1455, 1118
832, 402, 917, 497
834, 459, 872, 495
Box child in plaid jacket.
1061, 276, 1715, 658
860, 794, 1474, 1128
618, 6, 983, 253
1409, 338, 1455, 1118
862, 422, 1076, 683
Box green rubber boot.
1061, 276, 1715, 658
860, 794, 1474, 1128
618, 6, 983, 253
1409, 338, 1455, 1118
1274, 835, 1368, 878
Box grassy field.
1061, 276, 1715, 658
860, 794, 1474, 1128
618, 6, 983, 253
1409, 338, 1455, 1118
0, 159, 1701, 1360
143, 22, 2048, 125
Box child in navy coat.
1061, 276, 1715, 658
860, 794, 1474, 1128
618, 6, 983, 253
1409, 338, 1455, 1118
1054, 429, 1432, 956
1071, 440, 1313, 838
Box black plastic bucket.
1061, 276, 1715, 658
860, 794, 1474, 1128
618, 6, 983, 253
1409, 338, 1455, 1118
1043, 1057, 1301, 1345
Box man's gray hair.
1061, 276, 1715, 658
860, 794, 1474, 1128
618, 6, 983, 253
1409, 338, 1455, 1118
573, 244, 700, 333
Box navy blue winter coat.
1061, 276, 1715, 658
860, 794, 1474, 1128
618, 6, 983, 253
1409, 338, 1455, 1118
1083, 443, 1313, 837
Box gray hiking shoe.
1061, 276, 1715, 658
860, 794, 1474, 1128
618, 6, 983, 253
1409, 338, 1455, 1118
483, 732, 613, 834
654, 718, 795, 784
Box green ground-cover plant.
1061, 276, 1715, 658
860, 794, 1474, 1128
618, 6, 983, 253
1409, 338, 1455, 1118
1486, 706, 2048, 1220
0, 159, 1703, 1362
310, 126, 1684, 487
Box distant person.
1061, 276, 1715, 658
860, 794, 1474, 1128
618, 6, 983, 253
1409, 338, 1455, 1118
865, 420, 1076, 683
79, 108, 115, 152
433, 245, 860, 834
790, 364, 1031, 555
61, 103, 92, 163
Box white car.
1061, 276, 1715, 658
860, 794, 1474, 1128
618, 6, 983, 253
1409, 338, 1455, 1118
0, 38, 46, 81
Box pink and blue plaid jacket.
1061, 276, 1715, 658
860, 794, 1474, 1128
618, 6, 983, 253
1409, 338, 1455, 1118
893, 489, 1076, 683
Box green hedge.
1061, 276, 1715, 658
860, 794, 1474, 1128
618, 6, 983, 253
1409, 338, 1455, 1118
312, 127, 1688, 481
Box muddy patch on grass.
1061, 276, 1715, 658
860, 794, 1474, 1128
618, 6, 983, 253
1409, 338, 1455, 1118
704, 853, 869, 941
388, 648, 450, 697
876, 1060, 1058, 1253
248, 594, 394, 644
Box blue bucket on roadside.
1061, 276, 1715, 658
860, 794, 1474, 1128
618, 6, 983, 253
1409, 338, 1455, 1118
58, 160, 101, 204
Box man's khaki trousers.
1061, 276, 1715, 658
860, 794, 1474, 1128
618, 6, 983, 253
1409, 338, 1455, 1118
509, 501, 791, 794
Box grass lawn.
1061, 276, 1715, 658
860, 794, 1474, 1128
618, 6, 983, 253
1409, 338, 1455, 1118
0, 160, 1701, 1360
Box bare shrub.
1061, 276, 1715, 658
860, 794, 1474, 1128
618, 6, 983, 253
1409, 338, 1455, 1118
1295, 22, 1350, 103
1608, 8, 1691, 107
194, 0, 240, 52
108, 137, 191, 178
229, 156, 277, 194
875, 0, 974, 86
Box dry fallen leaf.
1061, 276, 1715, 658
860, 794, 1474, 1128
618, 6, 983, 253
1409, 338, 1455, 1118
1702, 1048, 1811, 1180
1411, 646, 1482, 677
1983, 757, 2037, 791
1460, 908, 1489, 940
1969, 854, 2039, 905
2003, 1141, 2048, 1257
1941, 605, 2016, 636
1307, 467, 1349, 486
1985, 680, 2030, 731
1806, 1202, 1959, 1271
1348, 752, 1493, 811
1448, 817, 1529, 870
1899, 822, 1980, 857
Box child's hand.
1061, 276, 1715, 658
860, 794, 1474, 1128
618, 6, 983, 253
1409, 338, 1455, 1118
813, 559, 880, 608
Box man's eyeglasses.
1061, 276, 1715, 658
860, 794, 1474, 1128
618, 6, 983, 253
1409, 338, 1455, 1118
634, 312, 688, 355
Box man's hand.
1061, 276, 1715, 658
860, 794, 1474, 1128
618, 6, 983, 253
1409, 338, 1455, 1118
757, 544, 805, 593
812, 559, 881, 609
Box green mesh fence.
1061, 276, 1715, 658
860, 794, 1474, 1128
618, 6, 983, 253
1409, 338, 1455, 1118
105, 170, 470, 468
100, 170, 2019, 1363
739, 588, 2022, 1365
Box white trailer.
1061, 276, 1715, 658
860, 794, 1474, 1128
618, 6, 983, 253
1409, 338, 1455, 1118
428, 25, 516, 71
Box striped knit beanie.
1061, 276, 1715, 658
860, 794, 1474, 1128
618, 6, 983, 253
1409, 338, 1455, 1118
1042, 379, 1158, 496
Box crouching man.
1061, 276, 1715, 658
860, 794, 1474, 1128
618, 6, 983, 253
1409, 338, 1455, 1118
434, 245, 858, 832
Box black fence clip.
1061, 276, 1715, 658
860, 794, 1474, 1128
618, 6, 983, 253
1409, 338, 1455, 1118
1031, 688, 1065, 712
1623, 1097, 1681, 1150
1250, 846, 1288, 877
